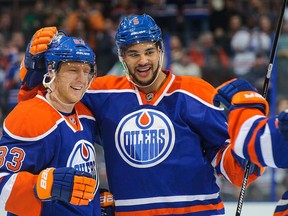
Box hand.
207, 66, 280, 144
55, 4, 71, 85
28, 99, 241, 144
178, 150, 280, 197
35, 167, 96, 205
214, 78, 268, 115
100, 188, 115, 216
20, 27, 58, 89
278, 110, 288, 142
214, 78, 257, 108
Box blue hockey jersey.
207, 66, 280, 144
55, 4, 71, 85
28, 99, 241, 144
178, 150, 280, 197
81, 70, 263, 215
0, 92, 101, 216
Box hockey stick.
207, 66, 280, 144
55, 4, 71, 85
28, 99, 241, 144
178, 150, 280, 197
235, 0, 287, 215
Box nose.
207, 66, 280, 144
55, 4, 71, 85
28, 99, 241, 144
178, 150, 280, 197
77, 70, 89, 82
78, 70, 85, 78
138, 54, 149, 65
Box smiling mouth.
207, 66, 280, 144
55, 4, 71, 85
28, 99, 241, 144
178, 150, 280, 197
137, 65, 151, 72
136, 66, 151, 77
71, 86, 83, 90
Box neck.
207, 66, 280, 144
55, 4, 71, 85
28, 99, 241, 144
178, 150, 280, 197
46, 92, 75, 113
139, 71, 167, 94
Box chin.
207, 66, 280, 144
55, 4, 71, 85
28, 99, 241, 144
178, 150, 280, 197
69, 95, 82, 102
135, 76, 153, 85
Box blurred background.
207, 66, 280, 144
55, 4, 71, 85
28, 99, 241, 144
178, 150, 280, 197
1, 0, 288, 207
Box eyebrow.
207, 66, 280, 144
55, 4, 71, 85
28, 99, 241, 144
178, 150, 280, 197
126, 47, 157, 54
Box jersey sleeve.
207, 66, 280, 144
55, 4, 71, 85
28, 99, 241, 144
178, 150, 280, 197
0, 115, 57, 215
274, 190, 288, 215
0, 129, 57, 215
196, 105, 264, 187
180, 77, 263, 187
228, 107, 288, 168
0, 172, 41, 215
213, 143, 265, 187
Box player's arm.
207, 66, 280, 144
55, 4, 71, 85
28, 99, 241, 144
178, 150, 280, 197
214, 78, 288, 168
18, 27, 57, 102
191, 83, 264, 187
0, 168, 96, 215
213, 142, 265, 187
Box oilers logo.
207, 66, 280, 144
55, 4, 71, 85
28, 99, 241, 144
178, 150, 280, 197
67, 140, 97, 180
115, 109, 175, 168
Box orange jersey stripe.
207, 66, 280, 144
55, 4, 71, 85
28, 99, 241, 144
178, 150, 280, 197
274, 209, 288, 216
247, 118, 269, 166
228, 108, 265, 158
115, 202, 224, 216
228, 108, 264, 141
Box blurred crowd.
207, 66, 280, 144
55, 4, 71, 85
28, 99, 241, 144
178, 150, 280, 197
1, 0, 288, 202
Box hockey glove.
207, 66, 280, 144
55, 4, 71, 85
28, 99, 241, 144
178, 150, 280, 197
214, 78, 269, 115
100, 188, 115, 216
278, 110, 288, 142
35, 167, 96, 205
20, 27, 58, 89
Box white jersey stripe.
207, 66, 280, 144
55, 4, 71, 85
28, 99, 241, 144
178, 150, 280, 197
115, 192, 220, 206
0, 173, 17, 212
260, 124, 276, 168
234, 115, 264, 158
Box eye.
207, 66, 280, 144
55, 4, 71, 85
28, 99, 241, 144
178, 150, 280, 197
68, 68, 77, 73
146, 50, 155, 55
127, 52, 139, 57
83, 70, 91, 76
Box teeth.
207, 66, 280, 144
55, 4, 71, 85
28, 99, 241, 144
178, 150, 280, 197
138, 68, 150, 72
72, 86, 82, 90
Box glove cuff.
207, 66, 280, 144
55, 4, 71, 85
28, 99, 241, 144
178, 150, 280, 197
231, 91, 269, 116
35, 168, 55, 200
100, 190, 115, 207
20, 58, 28, 82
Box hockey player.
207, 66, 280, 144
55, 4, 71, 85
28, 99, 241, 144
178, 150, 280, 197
0, 32, 100, 215
18, 14, 264, 215
214, 78, 288, 216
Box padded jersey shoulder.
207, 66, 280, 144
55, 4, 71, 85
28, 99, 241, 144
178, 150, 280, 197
88, 75, 133, 91
88, 73, 216, 105
169, 75, 216, 105
4, 95, 93, 139
4, 95, 63, 138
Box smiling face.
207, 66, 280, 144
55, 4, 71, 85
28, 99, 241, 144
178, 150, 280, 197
122, 42, 162, 87
50, 61, 92, 104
